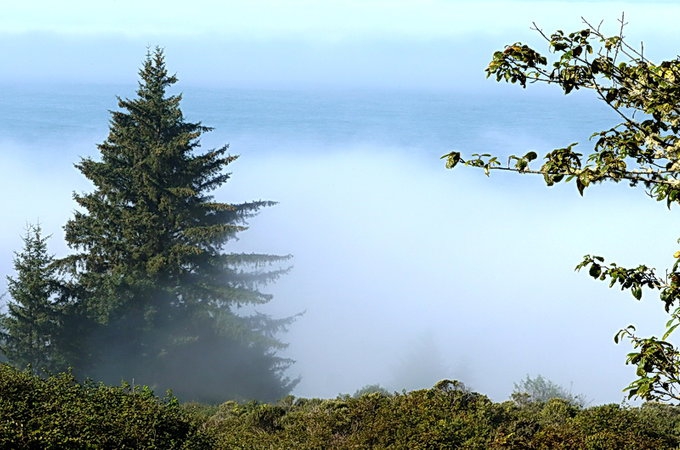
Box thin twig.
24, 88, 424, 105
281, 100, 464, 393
467, 164, 680, 187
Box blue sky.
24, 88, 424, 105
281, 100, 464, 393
3, 1, 680, 88
3, 1, 680, 403
4, 1, 677, 37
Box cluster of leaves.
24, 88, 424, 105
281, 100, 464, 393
198, 380, 680, 449
444, 16, 680, 403
0, 363, 213, 449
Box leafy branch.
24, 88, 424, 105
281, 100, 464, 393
449, 16, 680, 403
447, 15, 680, 206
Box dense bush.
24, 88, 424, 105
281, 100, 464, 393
0, 364, 212, 449
3, 369, 680, 449
202, 381, 680, 449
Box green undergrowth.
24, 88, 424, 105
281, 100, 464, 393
0, 364, 213, 449
3, 365, 680, 449
200, 380, 680, 449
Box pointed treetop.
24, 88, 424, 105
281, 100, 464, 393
136, 47, 178, 101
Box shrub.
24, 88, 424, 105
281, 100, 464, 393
0, 364, 212, 449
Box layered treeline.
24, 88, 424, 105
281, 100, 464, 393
2, 366, 680, 450
0, 49, 295, 403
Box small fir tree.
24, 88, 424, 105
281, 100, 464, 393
60, 48, 295, 402
0, 224, 64, 374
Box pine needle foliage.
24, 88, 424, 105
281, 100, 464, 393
56, 48, 295, 402
0, 224, 65, 375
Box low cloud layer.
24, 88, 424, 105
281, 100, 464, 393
2, 82, 678, 404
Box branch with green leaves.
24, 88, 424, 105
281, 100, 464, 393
449, 16, 680, 403
445, 14, 680, 204
614, 326, 680, 402
442, 144, 680, 197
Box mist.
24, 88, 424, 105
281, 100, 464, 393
2, 81, 678, 405
4, 1, 680, 405
221, 140, 676, 403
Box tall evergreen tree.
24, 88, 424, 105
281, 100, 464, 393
0, 224, 65, 374
60, 48, 295, 402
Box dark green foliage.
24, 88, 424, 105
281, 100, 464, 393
204, 380, 503, 449
0, 363, 212, 449
52, 48, 295, 402
0, 224, 65, 374
197, 380, 680, 449
2, 375, 680, 449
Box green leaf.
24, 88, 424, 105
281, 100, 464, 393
441, 151, 461, 169
663, 323, 679, 340
523, 151, 538, 162
576, 177, 586, 196
589, 263, 602, 279
632, 285, 642, 300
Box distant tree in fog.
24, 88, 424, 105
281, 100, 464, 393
512, 374, 587, 407
352, 384, 391, 398
38, 48, 297, 402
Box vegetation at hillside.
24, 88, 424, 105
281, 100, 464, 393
200, 380, 680, 449
0, 49, 295, 403
0, 364, 213, 449
2, 366, 679, 450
